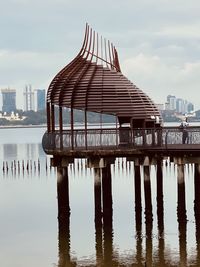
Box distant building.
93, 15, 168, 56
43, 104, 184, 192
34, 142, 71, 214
1, 88, 16, 113
36, 89, 45, 111
167, 95, 176, 110
166, 94, 194, 115
0, 111, 26, 121
156, 103, 164, 111
186, 102, 194, 113
165, 102, 170, 110
176, 98, 185, 113
24, 85, 35, 111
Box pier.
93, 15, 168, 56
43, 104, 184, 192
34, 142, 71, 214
42, 25, 200, 166
41, 24, 200, 265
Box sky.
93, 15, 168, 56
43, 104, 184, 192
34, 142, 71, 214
1, 0, 200, 110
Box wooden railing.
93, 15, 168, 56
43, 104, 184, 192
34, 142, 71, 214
42, 126, 200, 153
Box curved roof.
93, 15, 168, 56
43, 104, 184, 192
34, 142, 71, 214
47, 24, 161, 121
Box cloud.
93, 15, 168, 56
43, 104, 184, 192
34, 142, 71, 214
156, 24, 200, 39
1, 0, 200, 109
122, 53, 200, 108
0, 49, 71, 108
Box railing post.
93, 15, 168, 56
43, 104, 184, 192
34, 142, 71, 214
47, 102, 51, 133
116, 117, 118, 147
131, 128, 134, 146
70, 108, 74, 150
143, 129, 146, 146
59, 107, 63, 149
84, 110, 88, 150
165, 130, 168, 149
51, 104, 55, 132
152, 128, 155, 146
157, 127, 162, 147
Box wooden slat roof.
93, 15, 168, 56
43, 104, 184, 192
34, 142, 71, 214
47, 24, 161, 121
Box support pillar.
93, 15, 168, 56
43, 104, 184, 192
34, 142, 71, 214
93, 163, 114, 266
134, 163, 142, 265
143, 165, 153, 267
102, 164, 113, 266
134, 164, 142, 227
177, 164, 187, 267
94, 168, 103, 265
57, 167, 73, 266
57, 167, 70, 218
143, 166, 153, 222
157, 160, 165, 266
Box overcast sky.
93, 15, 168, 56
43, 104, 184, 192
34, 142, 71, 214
1, 0, 200, 110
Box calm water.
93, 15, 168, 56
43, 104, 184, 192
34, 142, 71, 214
0, 127, 200, 266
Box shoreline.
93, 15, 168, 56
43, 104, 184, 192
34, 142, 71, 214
0, 125, 47, 129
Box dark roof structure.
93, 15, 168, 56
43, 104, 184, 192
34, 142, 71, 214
46, 24, 161, 130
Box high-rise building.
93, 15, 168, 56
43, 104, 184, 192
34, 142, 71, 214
167, 95, 176, 110
1, 89, 16, 113
176, 98, 185, 113
165, 102, 170, 110
186, 102, 194, 113
156, 103, 164, 111
23, 85, 35, 111
36, 89, 46, 111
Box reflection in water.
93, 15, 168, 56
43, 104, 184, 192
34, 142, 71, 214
57, 164, 115, 266
55, 160, 200, 266
3, 141, 200, 266
1, 143, 51, 178
57, 167, 76, 267
3, 144, 17, 159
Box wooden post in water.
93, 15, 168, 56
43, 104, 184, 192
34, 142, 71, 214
177, 163, 187, 267
134, 162, 142, 227
143, 164, 153, 267
194, 163, 200, 265
94, 167, 103, 264
134, 162, 142, 265
102, 163, 113, 266
57, 167, 70, 218
94, 168, 102, 226
89, 158, 114, 266
156, 159, 165, 266
57, 166, 73, 266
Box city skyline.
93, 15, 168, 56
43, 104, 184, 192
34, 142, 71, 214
0, 87, 196, 113
0, 87, 45, 112
1, 1, 200, 109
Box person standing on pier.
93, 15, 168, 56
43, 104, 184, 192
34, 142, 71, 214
180, 117, 189, 144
